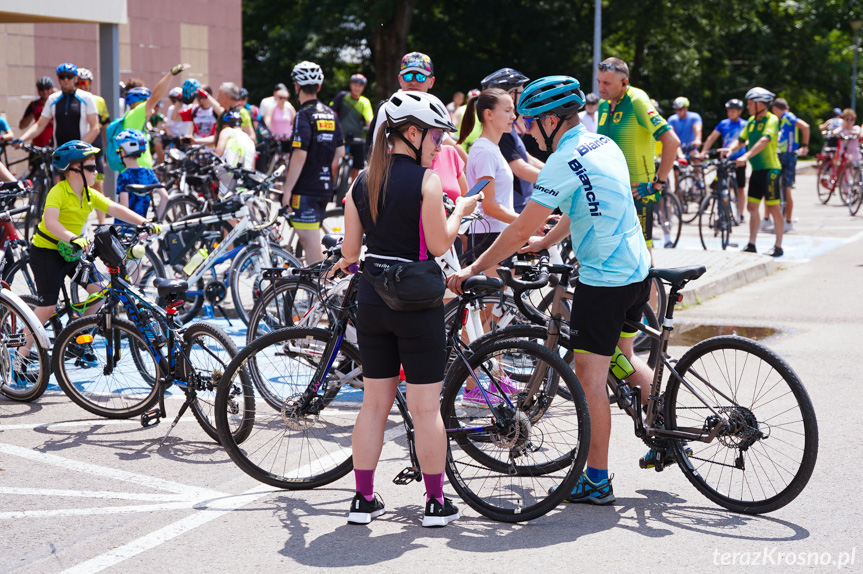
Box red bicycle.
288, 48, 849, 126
817, 133, 860, 205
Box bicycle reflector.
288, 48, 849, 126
76, 334, 94, 344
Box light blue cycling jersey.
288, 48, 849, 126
530, 124, 650, 288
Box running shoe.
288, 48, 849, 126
496, 374, 519, 395
766, 246, 784, 258
784, 220, 793, 232
639, 445, 694, 469
742, 243, 757, 253
759, 218, 774, 233
347, 492, 385, 525
551, 473, 616, 505
422, 497, 460, 527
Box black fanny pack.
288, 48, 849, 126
363, 256, 445, 312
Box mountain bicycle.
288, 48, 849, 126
215, 246, 590, 523
698, 156, 739, 250
49, 226, 253, 444
488, 259, 818, 514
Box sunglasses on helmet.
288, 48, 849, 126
597, 62, 625, 73
401, 72, 428, 83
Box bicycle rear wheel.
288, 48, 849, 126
816, 161, 834, 204
246, 277, 333, 343
0, 296, 50, 402
181, 322, 253, 443
664, 335, 818, 514
698, 194, 734, 251
441, 338, 589, 522
215, 327, 363, 489
652, 193, 682, 249
52, 315, 161, 418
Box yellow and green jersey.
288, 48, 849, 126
597, 86, 670, 185
33, 180, 111, 250
739, 112, 781, 171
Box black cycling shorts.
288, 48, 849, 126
569, 277, 651, 356
635, 198, 654, 247
348, 141, 366, 170
355, 303, 446, 384
735, 165, 747, 188
748, 169, 781, 206
29, 245, 91, 306
289, 194, 329, 229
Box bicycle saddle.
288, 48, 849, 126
463, 276, 503, 295
153, 277, 189, 297
125, 183, 163, 194
649, 266, 706, 287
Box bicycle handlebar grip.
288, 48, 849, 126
502, 250, 551, 291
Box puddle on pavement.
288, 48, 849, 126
670, 324, 780, 346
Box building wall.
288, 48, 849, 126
0, 0, 241, 172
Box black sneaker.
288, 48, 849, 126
766, 246, 784, 258
742, 243, 757, 253
422, 496, 460, 527
347, 492, 385, 525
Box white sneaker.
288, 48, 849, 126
784, 220, 793, 232
759, 219, 774, 233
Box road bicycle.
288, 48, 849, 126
698, 156, 739, 250
0, 203, 51, 402
215, 245, 591, 523
49, 226, 253, 444
816, 134, 859, 206
487, 258, 818, 514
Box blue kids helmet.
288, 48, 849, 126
517, 76, 586, 118
115, 129, 148, 157
124, 87, 151, 107
52, 140, 100, 171
56, 63, 78, 77
182, 78, 202, 104
221, 109, 243, 127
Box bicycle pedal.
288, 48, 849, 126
392, 467, 421, 485
141, 408, 162, 427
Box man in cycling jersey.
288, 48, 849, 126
668, 96, 702, 158
722, 87, 784, 257
698, 98, 748, 223
19, 77, 56, 148
595, 57, 680, 252
17, 63, 100, 151
771, 98, 809, 232
367, 52, 469, 163
282, 61, 345, 265
330, 73, 373, 180
448, 75, 653, 506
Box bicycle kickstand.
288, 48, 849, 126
215, 304, 234, 327
158, 393, 193, 447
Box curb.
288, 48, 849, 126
679, 257, 780, 306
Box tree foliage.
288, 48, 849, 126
243, 0, 862, 148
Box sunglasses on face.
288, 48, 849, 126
58, 74, 77, 81
401, 72, 428, 83
523, 116, 550, 131
429, 129, 445, 147
80, 164, 98, 173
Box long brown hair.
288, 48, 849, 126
457, 88, 509, 145
365, 125, 396, 222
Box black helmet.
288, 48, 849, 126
725, 98, 744, 110
481, 68, 530, 92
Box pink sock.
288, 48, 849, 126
354, 469, 375, 501
423, 472, 444, 504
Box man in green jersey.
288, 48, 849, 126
331, 73, 373, 180
722, 87, 784, 257
595, 57, 680, 252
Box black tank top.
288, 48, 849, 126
353, 154, 427, 305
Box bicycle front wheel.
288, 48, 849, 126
52, 315, 161, 418
816, 161, 834, 204
0, 296, 50, 402
181, 322, 253, 443
441, 338, 589, 522
698, 195, 734, 251
229, 244, 302, 326
246, 277, 332, 344
664, 335, 818, 514
215, 327, 364, 489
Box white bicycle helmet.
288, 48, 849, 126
384, 91, 456, 132
77, 68, 94, 82
291, 61, 324, 86
745, 87, 775, 104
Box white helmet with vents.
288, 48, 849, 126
291, 61, 324, 86
384, 91, 456, 132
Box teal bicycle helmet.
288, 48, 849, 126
52, 140, 100, 171
518, 76, 586, 150
182, 78, 202, 104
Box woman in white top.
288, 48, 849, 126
215, 109, 256, 169
457, 88, 518, 275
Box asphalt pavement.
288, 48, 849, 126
2, 172, 861, 573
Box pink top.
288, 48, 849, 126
270, 105, 294, 139
430, 145, 465, 203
